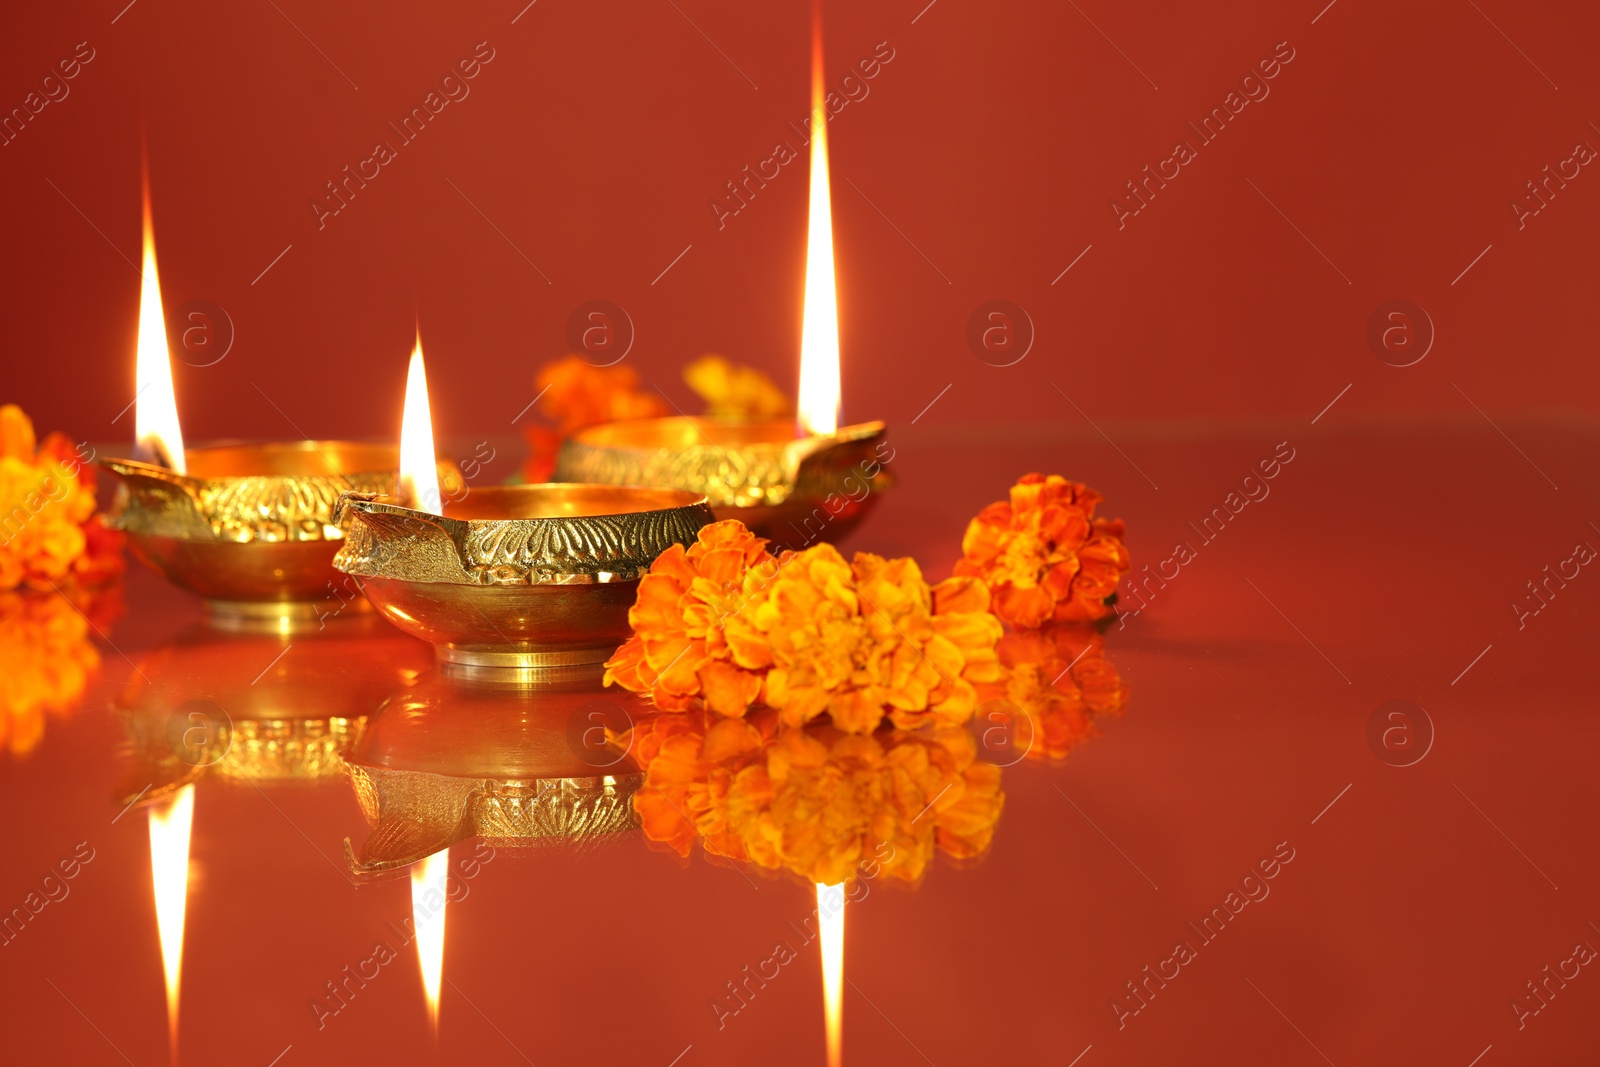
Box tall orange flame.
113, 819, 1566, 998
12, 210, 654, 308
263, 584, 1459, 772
797, 15, 842, 437
398, 332, 441, 513
818, 881, 844, 1067
149, 784, 195, 1055
411, 848, 450, 1034
135, 188, 186, 473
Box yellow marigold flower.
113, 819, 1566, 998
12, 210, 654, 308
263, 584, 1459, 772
955, 473, 1130, 628
604, 520, 778, 715
0, 589, 106, 757
683, 354, 792, 420
725, 545, 1003, 734
618, 708, 1004, 886
975, 624, 1129, 762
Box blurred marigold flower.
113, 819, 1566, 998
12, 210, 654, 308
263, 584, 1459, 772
616, 707, 1004, 886
0, 585, 121, 757
0, 404, 124, 593
683, 354, 792, 421
519, 356, 669, 481
954, 473, 1129, 627
975, 623, 1129, 762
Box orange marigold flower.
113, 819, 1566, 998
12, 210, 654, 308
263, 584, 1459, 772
975, 623, 1129, 762
620, 709, 1005, 886
954, 473, 1130, 627
0, 405, 124, 593
519, 356, 670, 481
604, 520, 778, 716
725, 545, 1003, 734
0, 587, 112, 757
683, 354, 793, 420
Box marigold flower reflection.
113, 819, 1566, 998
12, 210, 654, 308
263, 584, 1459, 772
411, 848, 449, 1033
134, 191, 185, 473
148, 783, 194, 1052
797, 22, 841, 437
399, 335, 441, 514
818, 882, 844, 1067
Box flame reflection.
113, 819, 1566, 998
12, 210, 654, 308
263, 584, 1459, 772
148, 782, 194, 1052
410, 848, 449, 1033
818, 881, 844, 1067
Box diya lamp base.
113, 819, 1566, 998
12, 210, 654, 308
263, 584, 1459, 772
333, 484, 715, 669
555, 416, 893, 549
102, 441, 402, 609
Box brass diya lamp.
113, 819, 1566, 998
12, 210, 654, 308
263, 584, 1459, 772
100, 196, 410, 620
556, 417, 892, 547
334, 484, 712, 668
555, 64, 891, 550
112, 610, 433, 810
343, 664, 648, 877
103, 441, 401, 618
334, 347, 715, 668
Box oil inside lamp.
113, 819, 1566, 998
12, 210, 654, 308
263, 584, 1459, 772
149, 783, 195, 1053
398, 333, 442, 514
798, 25, 842, 438
134, 190, 186, 473
411, 847, 450, 1034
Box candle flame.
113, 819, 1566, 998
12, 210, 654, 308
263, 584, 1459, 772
411, 849, 450, 1034
149, 784, 195, 1054
399, 334, 441, 513
797, 20, 841, 437
134, 190, 186, 473
818, 881, 844, 1067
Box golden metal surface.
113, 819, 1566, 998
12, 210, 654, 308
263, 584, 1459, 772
343, 665, 648, 875
554, 416, 894, 543
334, 484, 714, 667
102, 441, 400, 607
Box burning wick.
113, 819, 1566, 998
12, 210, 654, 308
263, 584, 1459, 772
818, 881, 845, 1067
398, 333, 441, 514
796, 15, 842, 439
134, 187, 186, 474
149, 784, 195, 1055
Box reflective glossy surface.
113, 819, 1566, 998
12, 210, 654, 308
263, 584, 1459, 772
3, 424, 1596, 1065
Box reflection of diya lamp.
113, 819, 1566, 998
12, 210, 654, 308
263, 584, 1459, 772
334, 347, 715, 668
102, 195, 405, 620
103, 441, 400, 618
556, 418, 892, 546
112, 611, 433, 809
555, 54, 891, 551
343, 665, 648, 876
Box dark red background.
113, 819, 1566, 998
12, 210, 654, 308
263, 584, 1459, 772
2, 0, 1596, 446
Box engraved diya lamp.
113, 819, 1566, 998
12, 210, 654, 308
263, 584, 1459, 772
342, 664, 648, 877
333, 347, 715, 669
99, 202, 421, 620
111, 610, 433, 810
555, 79, 892, 551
